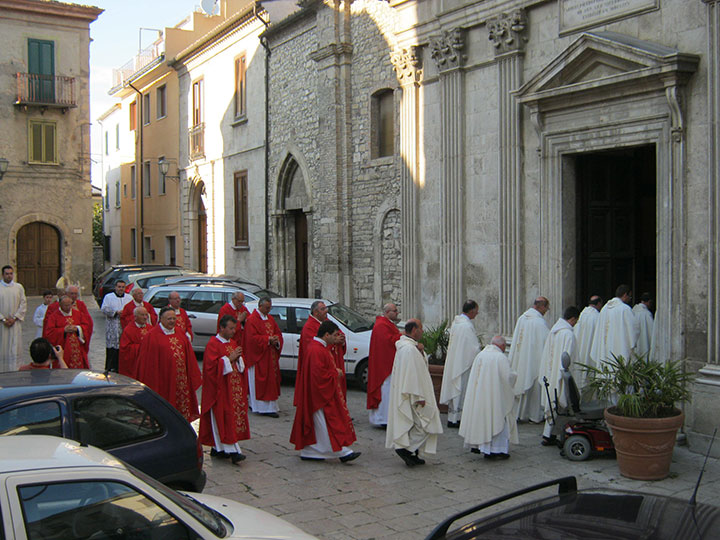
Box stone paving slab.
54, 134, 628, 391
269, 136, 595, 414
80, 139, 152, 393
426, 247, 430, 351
18, 296, 720, 539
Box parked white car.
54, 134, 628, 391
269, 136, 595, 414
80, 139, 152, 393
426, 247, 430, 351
0, 435, 317, 540
245, 298, 373, 390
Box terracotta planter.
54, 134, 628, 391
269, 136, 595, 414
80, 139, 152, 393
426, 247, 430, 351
604, 408, 684, 480
427, 364, 448, 413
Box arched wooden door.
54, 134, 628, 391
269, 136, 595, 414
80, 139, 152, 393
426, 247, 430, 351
17, 222, 60, 295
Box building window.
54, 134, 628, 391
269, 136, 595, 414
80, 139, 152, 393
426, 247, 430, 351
371, 89, 395, 159
156, 85, 167, 119
104, 131, 109, 155
129, 101, 137, 131
158, 157, 166, 195
130, 228, 137, 260
105, 186, 110, 210
234, 54, 246, 118
142, 93, 151, 125
130, 165, 136, 199
115, 123, 120, 150
28, 119, 57, 164
234, 170, 249, 247
143, 161, 151, 197
143, 237, 152, 262
27, 39, 55, 103
115, 181, 121, 208
165, 236, 176, 265
190, 79, 204, 159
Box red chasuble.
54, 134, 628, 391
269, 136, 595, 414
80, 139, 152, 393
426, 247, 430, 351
199, 336, 250, 446
290, 339, 356, 451
169, 306, 194, 342
366, 316, 401, 410
43, 308, 90, 369
243, 310, 283, 401
119, 323, 152, 379
296, 318, 346, 406
120, 301, 158, 329
136, 325, 201, 423
216, 303, 250, 342
44, 300, 93, 354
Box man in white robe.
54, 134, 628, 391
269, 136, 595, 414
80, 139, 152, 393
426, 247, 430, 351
509, 297, 550, 423
100, 280, 133, 372
439, 300, 480, 428
459, 336, 518, 459
573, 295, 603, 389
386, 319, 443, 467
0, 265, 27, 372
590, 284, 639, 366
538, 306, 579, 445
633, 293, 654, 358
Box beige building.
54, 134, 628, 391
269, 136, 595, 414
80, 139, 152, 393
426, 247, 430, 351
0, 0, 102, 295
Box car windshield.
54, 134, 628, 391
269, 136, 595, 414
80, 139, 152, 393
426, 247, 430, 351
328, 303, 374, 332
126, 464, 229, 537
252, 288, 281, 298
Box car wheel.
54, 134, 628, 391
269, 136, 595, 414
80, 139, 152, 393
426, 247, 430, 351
355, 359, 368, 392
563, 434, 592, 461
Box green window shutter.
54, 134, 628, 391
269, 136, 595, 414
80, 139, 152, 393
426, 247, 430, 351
44, 123, 56, 162
28, 39, 55, 103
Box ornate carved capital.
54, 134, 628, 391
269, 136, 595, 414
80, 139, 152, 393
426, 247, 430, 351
487, 9, 527, 55
429, 28, 467, 71
391, 46, 423, 84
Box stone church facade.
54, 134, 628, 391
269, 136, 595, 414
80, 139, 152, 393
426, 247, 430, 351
263, 0, 720, 454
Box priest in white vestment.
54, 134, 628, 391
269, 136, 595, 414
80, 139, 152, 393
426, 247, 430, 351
439, 300, 480, 428
101, 280, 133, 372
386, 319, 443, 467
538, 307, 579, 445
590, 284, 639, 366
459, 336, 518, 459
0, 266, 27, 372
509, 297, 550, 423
572, 296, 603, 389
632, 293, 654, 358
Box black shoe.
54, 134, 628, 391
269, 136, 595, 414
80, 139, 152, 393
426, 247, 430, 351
230, 453, 246, 465
470, 448, 481, 455
395, 448, 416, 467
483, 453, 497, 460
541, 436, 557, 447
261, 412, 279, 418
339, 451, 361, 463
210, 448, 230, 459
494, 453, 510, 460
300, 456, 325, 461
447, 421, 460, 429
412, 450, 426, 465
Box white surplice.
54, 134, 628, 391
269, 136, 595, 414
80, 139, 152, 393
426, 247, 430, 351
385, 335, 443, 455
0, 281, 27, 372
459, 344, 518, 452
538, 318, 576, 437
632, 303, 654, 358
573, 306, 600, 388
590, 297, 639, 366
508, 308, 549, 423
439, 314, 480, 423
100, 292, 132, 349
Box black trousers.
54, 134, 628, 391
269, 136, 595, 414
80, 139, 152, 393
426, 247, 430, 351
105, 347, 119, 372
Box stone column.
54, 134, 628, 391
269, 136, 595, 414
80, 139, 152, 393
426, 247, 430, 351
430, 28, 467, 321
391, 47, 423, 317
488, 10, 527, 334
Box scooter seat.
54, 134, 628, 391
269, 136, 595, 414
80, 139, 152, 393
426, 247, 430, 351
574, 400, 607, 420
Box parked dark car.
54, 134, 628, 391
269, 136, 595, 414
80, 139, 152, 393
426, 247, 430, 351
0, 369, 205, 492
425, 476, 720, 539
93, 264, 180, 302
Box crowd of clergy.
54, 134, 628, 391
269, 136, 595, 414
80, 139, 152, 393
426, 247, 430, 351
0, 261, 654, 468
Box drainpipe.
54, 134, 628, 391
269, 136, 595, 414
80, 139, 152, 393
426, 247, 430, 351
128, 82, 144, 263
257, 5, 271, 288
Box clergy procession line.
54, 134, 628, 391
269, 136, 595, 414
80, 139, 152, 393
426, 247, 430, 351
0, 262, 654, 468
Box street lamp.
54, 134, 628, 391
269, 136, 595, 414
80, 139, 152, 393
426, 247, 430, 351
0, 158, 8, 181
158, 158, 179, 180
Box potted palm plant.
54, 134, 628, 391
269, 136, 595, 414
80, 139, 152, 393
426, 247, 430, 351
584, 353, 692, 480
420, 321, 449, 412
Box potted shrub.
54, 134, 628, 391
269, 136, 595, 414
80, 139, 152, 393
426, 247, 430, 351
421, 321, 449, 412
584, 353, 692, 480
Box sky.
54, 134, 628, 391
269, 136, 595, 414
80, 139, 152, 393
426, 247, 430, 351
88, 0, 204, 186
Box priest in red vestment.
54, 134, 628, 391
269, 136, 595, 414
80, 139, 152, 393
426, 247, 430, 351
199, 314, 250, 465
367, 303, 401, 426
136, 307, 201, 423
243, 298, 283, 417
43, 295, 91, 369
290, 320, 360, 462
167, 291, 193, 343
120, 288, 158, 329
44, 285, 93, 354
119, 306, 153, 379
216, 292, 250, 342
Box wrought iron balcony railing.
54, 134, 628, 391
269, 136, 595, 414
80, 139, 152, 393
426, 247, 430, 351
15, 73, 76, 108
189, 123, 205, 160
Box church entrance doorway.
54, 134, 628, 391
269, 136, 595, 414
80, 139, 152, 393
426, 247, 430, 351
17, 221, 60, 295
293, 210, 308, 297
575, 144, 656, 304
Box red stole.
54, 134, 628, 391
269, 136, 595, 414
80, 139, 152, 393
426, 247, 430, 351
44, 300, 93, 354
199, 336, 250, 445
43, 308, 89, 369
120, 301, 158, 329
243, 310, 283, 401
170, 307, 193, 341
366, 316, 401, 409
119, 323, 152, 378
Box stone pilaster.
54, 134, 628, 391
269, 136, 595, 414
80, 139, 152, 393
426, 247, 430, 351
488, 9, 527, 334
391, 46, 422, 318
430, 28, 467, 321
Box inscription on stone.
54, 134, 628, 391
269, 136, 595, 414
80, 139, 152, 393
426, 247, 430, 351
560, 0, 658, 34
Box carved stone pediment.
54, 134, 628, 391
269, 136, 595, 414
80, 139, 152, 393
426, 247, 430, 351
515, 31, 699, 109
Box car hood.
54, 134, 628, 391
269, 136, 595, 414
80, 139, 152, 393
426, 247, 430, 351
188, 493, 318, 540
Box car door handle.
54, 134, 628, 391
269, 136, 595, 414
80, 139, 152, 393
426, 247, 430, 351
296, 339, 300, 344
188, 314, 197, 319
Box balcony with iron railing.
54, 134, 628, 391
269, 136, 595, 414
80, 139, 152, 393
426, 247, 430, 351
189, 123, 205, 161
111, 39, 164, 92
15, 73, 76, 109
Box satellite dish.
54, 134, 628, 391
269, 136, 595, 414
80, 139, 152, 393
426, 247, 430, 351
200, 0, 219, 15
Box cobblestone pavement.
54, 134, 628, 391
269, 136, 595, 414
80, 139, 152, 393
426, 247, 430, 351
21, 296, 720, 539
